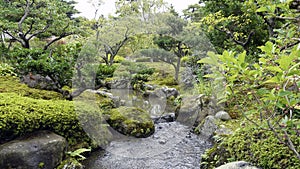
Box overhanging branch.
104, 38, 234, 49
215, 27, 255, 48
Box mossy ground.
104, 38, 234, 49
0, 76, 63, 100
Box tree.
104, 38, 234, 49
115, 0, 167, 20
0, 0, 80, 50
94, 16, 141, 65
185, 0, 271, 59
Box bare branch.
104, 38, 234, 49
24, 20, 35, 37
275, 16, 300, 22
283, 130, 300, 160
43, 24, 74, 50
3, 31, 23, 44
28, 23, 50, 40
280, 39, 300, 52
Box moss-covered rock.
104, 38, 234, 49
200, 126, 300, 169
105, 106, 155, 138
0, 76, 63, 100
0, 93, 107, 148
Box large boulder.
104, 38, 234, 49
105, 106, 155, 138
106, 79, 132, 89
88, 89, 122, 108
176, 96, 202, 126
195, 115, 218, 140
21, 74, 57, 90
216, 161, 260, 169
0, 131, 67, 169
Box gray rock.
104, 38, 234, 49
161, 86, 179, 98
0, 131, 67, 169
176, 96, 201, 126
21, 74, 57, 90
216, 161, 260, 169
144, 84, 155, 90
91, 90, 121, 108
108, 79, 132, 89
148, 86, 179, 99
215, 111, 231, 121
215, 125, 233, 136
152, 113, 175, 123
195, 115, 218, 139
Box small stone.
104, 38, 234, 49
158, 140, 167, 144
215, 161, 259, 169
215, 111, 231, 121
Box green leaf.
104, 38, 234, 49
237, 51, 246, 65
198, 51, 219, 66
256, 6, 268, 12
278, 90, 292, 97
258, 41, 274, 55
264, 76, 280, 84
276, 55, 293, 71
266, 66, 283, 73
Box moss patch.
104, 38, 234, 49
105, 106, 155, 138
0, 76, 63, 100
200, 125, 300, 169
0, 93, 107, 148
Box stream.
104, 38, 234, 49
83, 122, 212, 169
82, 89, 213, 169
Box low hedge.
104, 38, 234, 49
201, 126, 300, 169
0, 93, 107, 147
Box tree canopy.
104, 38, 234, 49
0, 0, 80, 49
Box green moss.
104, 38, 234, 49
76, 91, 115, 110
0, 93, 107, 148
105, 106, 155, 138
56, 157, 83, 169
0, 76, 63, 100
201, 125, 300, 169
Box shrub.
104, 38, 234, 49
0, 63, 17, 77
0, 93, 107, 147
96, 64, 117, 81
114, 55, 125, 63
201, 125, 300, 169
135, 57, 152, 62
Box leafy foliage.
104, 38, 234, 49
201, 125, 300, 169
0, 0, 80, 49
0, 63, 17, 77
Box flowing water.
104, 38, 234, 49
83, 122, 212, 169
83, 89, 212, 169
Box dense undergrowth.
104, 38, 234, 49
201, 123, 300, 169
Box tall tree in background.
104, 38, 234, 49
184, 0, 271, 59
0, 0, 80, 50
115, 0, 167, 20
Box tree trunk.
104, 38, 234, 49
175, 57, 181, 82
22, 39, 30, 48
109, 54, 115, 66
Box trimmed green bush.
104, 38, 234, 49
0, 93, 106, 147
135, 57, 152, 62
201, 126, 300, 169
